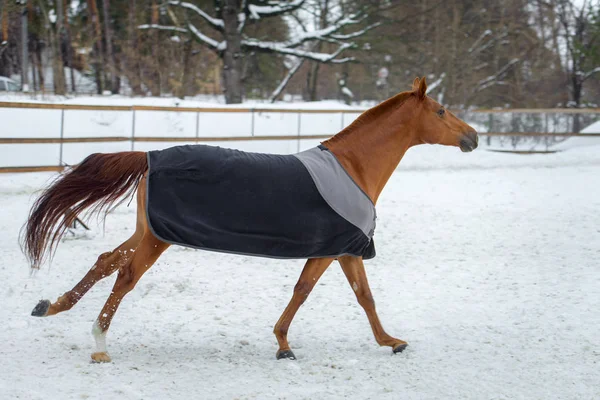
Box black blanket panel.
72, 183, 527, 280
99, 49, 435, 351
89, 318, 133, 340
146, 145, 373, 259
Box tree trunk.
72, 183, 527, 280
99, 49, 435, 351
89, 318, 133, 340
102, 0, 118, 93
62, 0, 76, 93
54, 0, 66, 94
1, 0, 8, 43
21, 1, 29, 91
87, 0, 103, 94
34, 42, 44, 92
307, 60, 321, 101
30, 51, 36, 90
177, 39, 193, 99
306, 0, 328, 102
128, 0, 142, 95
150, 1, 161, 96
221, 0, 243, 104
572, 75, 582, 131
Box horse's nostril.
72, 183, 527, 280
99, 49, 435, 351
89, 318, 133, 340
467, 131, 478, 143
465, 131, 478, 148
459, 131, 478, 152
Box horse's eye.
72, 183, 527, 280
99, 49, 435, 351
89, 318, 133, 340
437, 108, 445, 117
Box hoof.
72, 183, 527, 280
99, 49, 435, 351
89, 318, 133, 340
393, 343, 408, 354
91, 352, 112, 363
276, 349, 296, 360
31, 299, 51, 317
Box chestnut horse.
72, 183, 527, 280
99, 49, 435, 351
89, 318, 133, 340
22, 77, 478, 362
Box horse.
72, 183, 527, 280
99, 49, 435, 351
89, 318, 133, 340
22, 77, 478, 363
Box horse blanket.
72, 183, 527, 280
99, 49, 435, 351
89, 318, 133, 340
146, 144, 376, 259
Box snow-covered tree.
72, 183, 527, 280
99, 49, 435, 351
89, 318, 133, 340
139, 0, 376, 103
556, 1, 600, 107
555, 0, 600, 131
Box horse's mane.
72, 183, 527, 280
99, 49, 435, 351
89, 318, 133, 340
324, 91, 414, 147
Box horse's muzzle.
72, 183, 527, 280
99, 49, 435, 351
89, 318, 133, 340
459, 131, 478, 152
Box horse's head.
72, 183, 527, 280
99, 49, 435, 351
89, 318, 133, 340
409, 77, 478, 152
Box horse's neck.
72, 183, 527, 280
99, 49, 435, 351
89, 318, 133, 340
323, 97, 416, 203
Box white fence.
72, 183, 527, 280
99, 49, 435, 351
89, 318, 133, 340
1, 102, 599, 171
0, 103, 365, 170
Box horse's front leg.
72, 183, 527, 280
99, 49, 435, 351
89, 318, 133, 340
273, 257, 334, 360
338, 255, 408, 353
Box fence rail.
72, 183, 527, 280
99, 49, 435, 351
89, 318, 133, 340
1, 102, 598, 173
1, 132, 600, 146
1, 101, 600, 113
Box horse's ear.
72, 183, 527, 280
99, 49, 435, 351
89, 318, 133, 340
416, 76, 427, 100
412, 77, 420, 91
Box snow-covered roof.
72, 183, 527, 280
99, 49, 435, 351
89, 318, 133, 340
580, 120, 600, 133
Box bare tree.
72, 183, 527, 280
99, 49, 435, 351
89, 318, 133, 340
87, 0, 104, 94
555, 0, 600, 131
102, 0, 119, 93
556, 1, 600, 106
127, 0, 143, 94
139, 0, 376, 103
20, 0, 29, 91
62, 0, 76, 92
37, 0, 66, 94
54, 0, 66, 94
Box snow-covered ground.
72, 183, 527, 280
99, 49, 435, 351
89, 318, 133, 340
1, 144, 599, 399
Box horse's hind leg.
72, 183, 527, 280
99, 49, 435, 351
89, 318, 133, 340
90, 233, 169, 363
273, 257, 334, 360
31, 176, 149, 318
338, 256, 408, 353
31, 232, 143, 317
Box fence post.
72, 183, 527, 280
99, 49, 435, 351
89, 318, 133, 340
296, 112, 302, 153
131, 108, 136, 151
340, 112, 345, 130
59, 108, 65, 167
195, 111, 200, 143
487, 113, 493, 146
250, 108, 255, 136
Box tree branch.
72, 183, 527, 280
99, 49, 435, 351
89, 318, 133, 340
247, 0, 305, 20
187, 22, 224, 50
139, 23, 223, 51
243, 40, 354, 63
268, 56, 306, 102
168, 1, 224, 31
582, 66, 600, 81
138, 24, 188, 33
329, 22, 381, 40
243, 12, 366, 53
474, 58, 520, 92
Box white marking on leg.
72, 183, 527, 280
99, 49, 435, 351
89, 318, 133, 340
92, 320, 107, 353
352, 282, 359, 292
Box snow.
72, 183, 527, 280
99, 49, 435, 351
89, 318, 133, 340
0, 92, 364, 109
10, 66, 97, 94
0, 143, 599, 399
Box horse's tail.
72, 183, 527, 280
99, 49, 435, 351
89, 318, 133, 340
21, 152, 148, 269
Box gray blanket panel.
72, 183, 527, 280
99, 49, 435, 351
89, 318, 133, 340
293, 147, 376, 238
